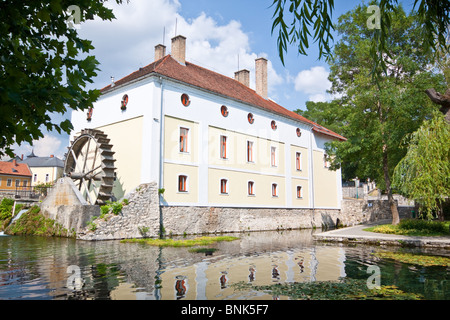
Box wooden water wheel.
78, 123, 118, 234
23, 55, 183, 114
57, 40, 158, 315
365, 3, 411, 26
64, 129, 116, 205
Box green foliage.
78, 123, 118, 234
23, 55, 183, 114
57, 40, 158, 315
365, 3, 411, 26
365, 219, 450, 236
6, 205, 70, 237
100, 199, 126, 216
0, 198, 14, 221
270, 0, 449, 81
232, 278, 423, 300
0, 0, 127, 157
121, 236, 239, 247
317, 4, 445, 190
393, 113, 450, 219
373, 251, 450, 267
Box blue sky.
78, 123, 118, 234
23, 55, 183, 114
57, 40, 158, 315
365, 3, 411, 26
9, 0, 414, 160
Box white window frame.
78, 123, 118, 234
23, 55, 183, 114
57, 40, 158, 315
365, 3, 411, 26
220, 178, 228, 195
296, 186, 303, 199
220, 135, 228, 160
177, 174, 189, 193
271, 183, 278, 197
246, 140, 254, 163
295, 152, 302, 171
270, 146, 277, 167
247, 180, 255, 196
179, 126, 191, 154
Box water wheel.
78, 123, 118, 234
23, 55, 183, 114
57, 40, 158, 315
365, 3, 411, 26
64, 129, 116, 205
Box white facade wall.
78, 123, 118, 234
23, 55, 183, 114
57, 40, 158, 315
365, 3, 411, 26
70, 74, 342, 209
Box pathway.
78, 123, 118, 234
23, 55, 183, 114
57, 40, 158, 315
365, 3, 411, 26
313, 220, 450, 248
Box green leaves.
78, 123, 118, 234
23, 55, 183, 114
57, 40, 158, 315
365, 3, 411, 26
0, 0, 126, 158
393, 113, 450, 219
271, 0, 335, 65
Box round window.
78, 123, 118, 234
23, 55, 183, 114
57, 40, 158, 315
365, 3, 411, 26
248, 113, 254, 124
181, 93, 190, 107
221, 105, 229, 117
296, 128, 302, 137
121, 94, 129, 110
271, 120, 277, 130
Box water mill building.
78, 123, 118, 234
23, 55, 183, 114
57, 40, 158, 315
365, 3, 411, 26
68, 35, 347, 236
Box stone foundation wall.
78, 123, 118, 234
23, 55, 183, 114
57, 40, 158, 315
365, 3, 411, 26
74, 180, 415, 240
77, 182, 160, 241
161, 206, 340, 236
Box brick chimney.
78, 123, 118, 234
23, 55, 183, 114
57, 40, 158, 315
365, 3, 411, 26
171, 35, 186, 65
255, 57, 268, 99
234, 69, 250, 87
155, 44, 166, 61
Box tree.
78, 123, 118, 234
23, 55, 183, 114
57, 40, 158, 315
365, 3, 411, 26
393, 113, 450, 221
321, 4, 445, 225
270, 0, 450, 74
0, 0, 126, 158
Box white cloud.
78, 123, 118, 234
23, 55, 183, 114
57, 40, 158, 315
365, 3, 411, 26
294, 66, 332, 102
79, 0, 283, 94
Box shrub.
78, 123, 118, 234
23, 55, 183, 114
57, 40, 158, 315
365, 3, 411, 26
398, 219, 448, 234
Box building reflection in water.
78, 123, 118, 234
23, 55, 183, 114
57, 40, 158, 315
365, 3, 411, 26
155, 245, 347, 300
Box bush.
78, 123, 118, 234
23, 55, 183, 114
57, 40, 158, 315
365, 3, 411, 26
0, 198, 14, 221
398, 219, 448, 234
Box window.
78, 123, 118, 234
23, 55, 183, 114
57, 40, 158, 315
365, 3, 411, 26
23, 180, 28, 188
178, 175, 187, 192
248, 113, 254, 124
272, 183, 278, 197
220, 135, 227, 159
220, 179, 228, 194
296, 152, 302, 171
296, 128, 302, 137
271, 146, 277, 167
180, 127, 189, 153
271, 120, 277, 130
15, 180, 20, 187
7, 179, 12, 187
248, 181, 255, 196
45, 174, 49, 182
297, 186, 303, 199
247, 141, 254, 163
33, 174, 37, 182
221, 105, 229, 117
181, 93, 190, 106
324, 153, 330, 168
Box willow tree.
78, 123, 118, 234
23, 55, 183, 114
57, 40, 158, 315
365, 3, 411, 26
393, 113, 450, 221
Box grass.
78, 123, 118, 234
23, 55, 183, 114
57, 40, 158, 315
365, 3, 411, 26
232, 279, 423, 300
120, 235, 239, 247
372, 251, 450, 267
6, 205, 70, 237
364, 219, 450, 237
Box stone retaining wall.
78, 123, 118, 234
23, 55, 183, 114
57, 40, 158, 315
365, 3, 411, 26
75, 181, 415, 240
77, 182, 160, 241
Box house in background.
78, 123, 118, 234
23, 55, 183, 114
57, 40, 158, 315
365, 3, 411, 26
0, 160, 32, 191
18, 151, 64, 186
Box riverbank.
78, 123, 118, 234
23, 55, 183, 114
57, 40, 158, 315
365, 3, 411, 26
313, 220, 450, 248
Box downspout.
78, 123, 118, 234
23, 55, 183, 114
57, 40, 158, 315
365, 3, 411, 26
309, 128, 315, 226
158, 76, 165, 237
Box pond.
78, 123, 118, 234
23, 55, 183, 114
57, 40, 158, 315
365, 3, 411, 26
0, 229, 448, 300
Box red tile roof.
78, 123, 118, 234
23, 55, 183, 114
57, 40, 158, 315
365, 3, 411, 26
101, 55, 346, 141
0, 160, 32, 177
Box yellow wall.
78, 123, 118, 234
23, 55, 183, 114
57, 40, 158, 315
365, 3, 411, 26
208, 168, 285, 207
0, 175, 31, 190
313, 150, 338, 208
208, 126, 285, 176
30, 166, 63, 186
163, 163, 199, 204
164, 116, 199, 164
96, 116, 144, 199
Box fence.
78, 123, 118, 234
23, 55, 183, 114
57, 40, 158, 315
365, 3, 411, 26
0, 185, 53, 201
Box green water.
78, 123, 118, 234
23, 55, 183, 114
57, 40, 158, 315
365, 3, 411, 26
0, 230, 448, 300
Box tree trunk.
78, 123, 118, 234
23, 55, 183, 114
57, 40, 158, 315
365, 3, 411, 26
425, 88, 450, 124
378, 99, 400, 225
383, 145, 400, 225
